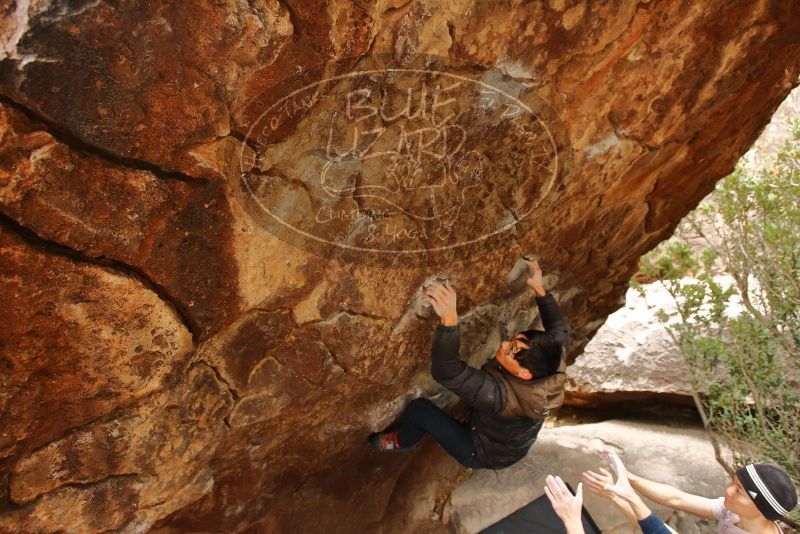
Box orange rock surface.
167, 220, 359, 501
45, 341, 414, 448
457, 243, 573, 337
1, 1, 798, 532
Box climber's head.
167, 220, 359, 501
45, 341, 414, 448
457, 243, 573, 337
495, 330, 562, 381
724, 464, 798, 521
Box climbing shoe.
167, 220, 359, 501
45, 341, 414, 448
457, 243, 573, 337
368, 431, 415, 452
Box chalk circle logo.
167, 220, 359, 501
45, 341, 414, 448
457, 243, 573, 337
238, 57, 569, 266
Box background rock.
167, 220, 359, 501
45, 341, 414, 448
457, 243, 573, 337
564, 275, 747, 407
565, 284, 694, 406
0, 1, 798, 532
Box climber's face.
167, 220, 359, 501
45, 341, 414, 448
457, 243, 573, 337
723, 475, 762, 519
495, 333, 533, 381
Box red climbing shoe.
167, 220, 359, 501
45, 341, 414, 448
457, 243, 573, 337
368, 431, 416, 452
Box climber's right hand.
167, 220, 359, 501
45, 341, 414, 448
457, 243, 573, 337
423, 280, 458, 326
524, 257, 546, 297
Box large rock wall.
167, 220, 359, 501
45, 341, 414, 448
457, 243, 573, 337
1, 1, 799, 532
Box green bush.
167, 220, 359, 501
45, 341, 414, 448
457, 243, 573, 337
636, 121, 800, 525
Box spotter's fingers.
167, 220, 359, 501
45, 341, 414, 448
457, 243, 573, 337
545, 475, 566, 497
554, 475, 572, 496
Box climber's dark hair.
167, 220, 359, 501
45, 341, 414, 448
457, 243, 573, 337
514, 330, 563, 378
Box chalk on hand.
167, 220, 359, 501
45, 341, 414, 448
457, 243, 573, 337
415, 274, 454, 318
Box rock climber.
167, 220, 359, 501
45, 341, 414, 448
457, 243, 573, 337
369, 258, 570, 469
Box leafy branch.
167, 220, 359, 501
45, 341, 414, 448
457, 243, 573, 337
635, 122, 800, 525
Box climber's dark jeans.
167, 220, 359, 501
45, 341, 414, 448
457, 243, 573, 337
397, 398, 482, 468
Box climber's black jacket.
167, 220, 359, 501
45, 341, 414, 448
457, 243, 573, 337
430, 294, 570, 469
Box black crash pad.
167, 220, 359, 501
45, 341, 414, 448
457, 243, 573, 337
479, 483, 601, 534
